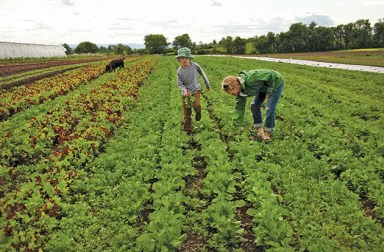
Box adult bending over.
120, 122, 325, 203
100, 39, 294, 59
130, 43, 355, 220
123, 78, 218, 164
221, 69, 284, 141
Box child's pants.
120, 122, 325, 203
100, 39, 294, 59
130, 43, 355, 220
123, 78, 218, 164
182, 91, 201, 133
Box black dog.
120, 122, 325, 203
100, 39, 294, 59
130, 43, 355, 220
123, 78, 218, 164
105, 58, 124, 72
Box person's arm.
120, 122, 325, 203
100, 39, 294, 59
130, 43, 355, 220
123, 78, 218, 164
265, 73, 275, 96
197, 64, 211, 90
234, 96, 246, 126
266, 84, 274, 96
177, 72, 188, 95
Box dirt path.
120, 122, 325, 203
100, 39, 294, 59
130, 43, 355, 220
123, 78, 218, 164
214, 55, 384, 74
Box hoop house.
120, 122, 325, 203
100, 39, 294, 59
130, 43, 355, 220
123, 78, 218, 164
0, 34, 66, 58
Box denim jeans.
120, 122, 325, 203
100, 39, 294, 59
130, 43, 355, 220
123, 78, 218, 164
250, 82, 284, 132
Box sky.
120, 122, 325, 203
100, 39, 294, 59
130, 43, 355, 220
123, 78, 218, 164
0, 0, 383, 47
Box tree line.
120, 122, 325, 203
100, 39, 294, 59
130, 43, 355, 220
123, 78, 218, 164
62, 43, 136, 56
64, 18, 384, 56
251, 18, 384, 54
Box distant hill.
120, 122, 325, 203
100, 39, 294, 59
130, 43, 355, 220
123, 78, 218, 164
126, 43, 145, 49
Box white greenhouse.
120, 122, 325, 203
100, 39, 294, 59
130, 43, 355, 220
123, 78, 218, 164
0, 33, 66, 58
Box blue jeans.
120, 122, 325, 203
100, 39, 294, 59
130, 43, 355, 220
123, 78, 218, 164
250, 82, 284, 132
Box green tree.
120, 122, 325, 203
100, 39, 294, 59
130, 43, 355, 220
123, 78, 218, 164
286, 22, 309, 52
265, 32, 277, 53
107, 45, 116, 51
62, 43, 72, 55
195, 41, 212, 55
343, 23, 355, 49
352, 19, 372, 48
220, 36, 235, 54
98, 46, 108, 53
144, 34, 168, 54
306, 22, 318, 51
172, 34, 193, 50
333, 25, 345, 49
316, 26, 335, 51
114, 43, 132, 55
276, 29, 290, 53
255, 35, 268, 54
373, 18, 384, 47
233, 36, 247, 54
74, 41, 99, 54
210, 39, 220, 53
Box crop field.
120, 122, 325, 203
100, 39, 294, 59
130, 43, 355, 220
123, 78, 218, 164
0, 56, 116, 90
1, 55, 384, 251
259, 48, 384, 67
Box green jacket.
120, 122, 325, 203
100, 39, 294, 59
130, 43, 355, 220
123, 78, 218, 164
235, 69, 284, 125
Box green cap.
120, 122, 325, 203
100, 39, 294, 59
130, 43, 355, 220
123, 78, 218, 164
175, 47, 194, 59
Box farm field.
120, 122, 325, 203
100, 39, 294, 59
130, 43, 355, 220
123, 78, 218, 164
0, 55, 111, 77
256, 48, 384, 67
1, 55, 384, 251
0, 55, 115, 90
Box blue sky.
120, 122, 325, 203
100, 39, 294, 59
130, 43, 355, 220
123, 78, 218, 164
0, 0, 382, 46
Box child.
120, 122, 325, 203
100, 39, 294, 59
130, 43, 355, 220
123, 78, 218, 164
221, 69, 284, 141
176, 47, 211, 134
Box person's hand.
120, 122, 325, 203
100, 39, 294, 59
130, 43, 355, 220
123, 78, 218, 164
185, 90, 191, 96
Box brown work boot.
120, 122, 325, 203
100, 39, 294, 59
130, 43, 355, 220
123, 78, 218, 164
195, 111, 201, 121
183, 116, 192, 133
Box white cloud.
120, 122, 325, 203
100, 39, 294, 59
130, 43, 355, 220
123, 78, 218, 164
362, 0, 384, 6
0, 0, 381, 45
211, 0, 222, 6
62, 0, 75, 6
295, 14, 335, 26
